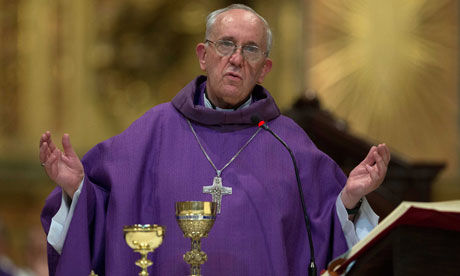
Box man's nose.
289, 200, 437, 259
228, 47, 244, 66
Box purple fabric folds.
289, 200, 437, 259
41, 76, 348, 275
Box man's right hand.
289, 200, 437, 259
39, 131, 84, 198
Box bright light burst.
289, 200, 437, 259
306, 0, 458, 170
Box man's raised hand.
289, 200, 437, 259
341, 144, 391, 210
39, 131, 84, 198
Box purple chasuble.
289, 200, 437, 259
0, 268, 12, 276
41, 75, 348, 275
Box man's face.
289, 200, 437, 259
196, 9, 272, 109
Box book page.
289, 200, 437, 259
331, 200, 460, 274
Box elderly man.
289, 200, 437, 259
40, 4, 389, 275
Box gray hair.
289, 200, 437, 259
205, 4, 273, 55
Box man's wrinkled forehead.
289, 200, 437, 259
211, 9, 267, 44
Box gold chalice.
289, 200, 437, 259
123, 224, 165, 276
176, 201, 217, 276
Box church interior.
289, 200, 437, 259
0, 0, 458, 274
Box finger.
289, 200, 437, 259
39, 133, 46, 148
377, 144, 390, 165
39, 142, 50, 163
48, 135, 57, 152
43, 150, 59, 167
41, 131, 57, 153
374, 151, 387, 178
39, 131, 51, 147
383, 144, 391, 164
47, 151, 62, 179
62, 133, 78, 158
39, 138, 55, 163
361, 146, 377, 166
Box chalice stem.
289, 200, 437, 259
192, 238, 201, 251
190, 239, 203, 276
135, 251, 153, 276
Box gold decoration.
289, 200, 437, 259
123, 224, 165, 276
176, 201, 217, 276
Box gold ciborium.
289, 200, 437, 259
176, 201, 217, 276
123, 224, 165, 276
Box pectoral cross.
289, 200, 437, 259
203, 176, 232, 214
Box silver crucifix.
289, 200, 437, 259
203, 176, 232, 214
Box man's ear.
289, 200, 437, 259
196, 43, 207, 71
256, 58, 273, 84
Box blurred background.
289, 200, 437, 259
0, 0, 458, 274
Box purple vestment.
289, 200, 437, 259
41, 76, 348, 275
0, 268, 12, 276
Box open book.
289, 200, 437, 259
322, 200, 460, 275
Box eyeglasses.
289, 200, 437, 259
206, 39, 267, 63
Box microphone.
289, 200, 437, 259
251, 115, 317, 276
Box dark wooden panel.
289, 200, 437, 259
284, 96, 445, 219
347, 226, 460, 275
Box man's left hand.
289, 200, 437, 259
341, 144, 390, 209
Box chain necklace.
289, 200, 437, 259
187, 119, 261, 214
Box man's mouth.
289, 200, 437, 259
224, 72, 242, 80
